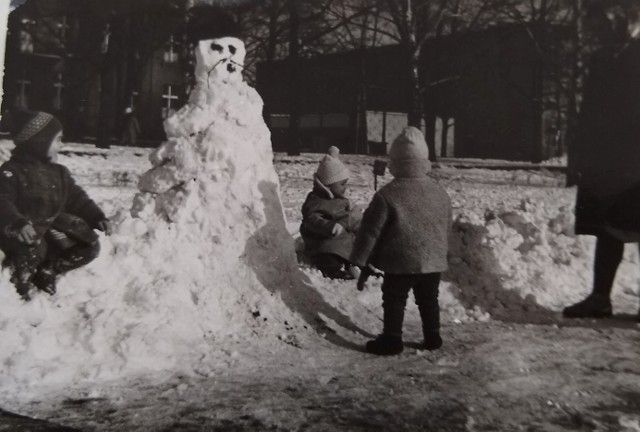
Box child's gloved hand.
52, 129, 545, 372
13, 222, 37, 245
331, 223, 345, 237
95, 219, 112, 236
356, 267, 371, 291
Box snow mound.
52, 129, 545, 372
0, 63, 323, 394
446, 197, 640, 321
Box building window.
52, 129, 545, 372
269, 114, 290, 128
16, 73, 31, 109
161, 84, 181, 119
53, 73, 64, 111
19, 18, 35, 53
32, 16, 68, 54
163, 35, 179, 63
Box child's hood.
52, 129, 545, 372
313, 176, 338, 199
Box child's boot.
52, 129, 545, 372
370, 284, 408, 355
366, 334, 403, 355
10, 272, 35, 301
10, 253, 39, 301
33, 266, 57, 296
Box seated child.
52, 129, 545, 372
0, 110, 111, 301
350, 127, 452, 355
300, 146, 361, 279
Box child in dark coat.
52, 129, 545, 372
350, 127, 452, 355
300, 146, 361, 280
0, 110, 111, 301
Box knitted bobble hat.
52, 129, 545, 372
10, 110, 63, 161
315, 146, 350, 186
389, 126, 429, 161
388, 127, 431, 177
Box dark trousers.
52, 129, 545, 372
381, 273, 441, 338
591, 234, 638, 297
7, 239, 100, 284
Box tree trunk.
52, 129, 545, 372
440, 117, 449, 158
261, 1, 281, 130
407, 50, 422, 127
97, 64, 116, 149
287, 0, 301, 156
566, 0, 584, 184
96, 12, 122, 149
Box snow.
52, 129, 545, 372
1, 139, 639, 402
0, 49, 638, 405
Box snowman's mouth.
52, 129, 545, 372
227, 63, 237, 73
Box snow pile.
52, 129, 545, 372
446, 197, 640, 321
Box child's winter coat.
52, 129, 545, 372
300, 178, 360, 261
350, 127, 452, 274
0, 112, 105, 257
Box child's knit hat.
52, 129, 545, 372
315, 146, 350, 186
388, 126, 430, 177
10, 110, 63, 160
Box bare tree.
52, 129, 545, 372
369, 0, 505, 159
492, 0, 582, 161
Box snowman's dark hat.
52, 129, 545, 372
187, 5, 242, 44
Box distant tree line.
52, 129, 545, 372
11, 0, 613, 157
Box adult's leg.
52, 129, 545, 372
563, 233, 623, 318
413, 272, 443, 350
592, 234, 624, 297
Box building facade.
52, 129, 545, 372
258, 25, 566, 161
2, 0, 188, 145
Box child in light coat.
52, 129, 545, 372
351, 127, 452, 355
300, 146, 361, 280
0, 110, 111, 301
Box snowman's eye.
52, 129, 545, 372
210, 43, 223, 52
229, 45, 236, 55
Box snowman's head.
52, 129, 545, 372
194, 36, 246, 85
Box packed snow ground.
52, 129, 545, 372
0, 141, 639, 431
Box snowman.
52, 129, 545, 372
115, 5, 301, 341
0, 7, 307, 390
133, 6, 278, 224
